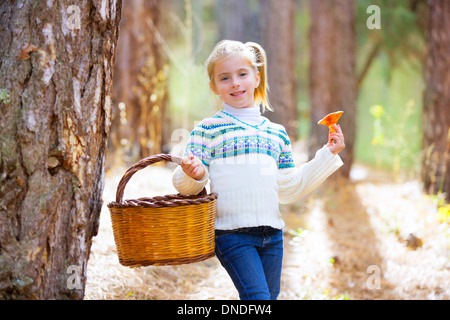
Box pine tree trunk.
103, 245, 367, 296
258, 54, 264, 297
309, 0, 356, 177
422, 0, 450, 202
0, 0, 122, 299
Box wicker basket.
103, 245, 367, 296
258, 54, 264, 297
107, 154, 217, 267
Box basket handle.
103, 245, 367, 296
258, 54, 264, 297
115, 154, 206, 204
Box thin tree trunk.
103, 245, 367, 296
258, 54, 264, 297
422, 0, 450, 202
0, 0, 122, 299
309, 0, 356, 177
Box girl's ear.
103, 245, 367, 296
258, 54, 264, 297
209, 81, 219, 95
255, 71, 261, 88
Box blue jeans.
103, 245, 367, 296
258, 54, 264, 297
214, 226, 283, 300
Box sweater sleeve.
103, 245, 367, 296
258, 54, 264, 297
277, 145, 343, 204
172, 164, 209, 195
172, 122, 211, 195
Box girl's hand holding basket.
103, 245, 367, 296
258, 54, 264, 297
180, 151, 205, 180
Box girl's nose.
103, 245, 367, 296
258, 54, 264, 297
231, 77, 239, 87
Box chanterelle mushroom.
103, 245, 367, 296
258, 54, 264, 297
317, 111, 344, 133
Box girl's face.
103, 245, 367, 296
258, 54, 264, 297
210, 55, 260, 109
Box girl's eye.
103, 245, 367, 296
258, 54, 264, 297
220, 77, 229, 81
240, 72, 247, 77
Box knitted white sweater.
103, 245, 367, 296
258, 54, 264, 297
172, 105, 343, 230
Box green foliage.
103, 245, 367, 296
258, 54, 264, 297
369, 104, 385, 147
368, 100, 418, 176
356, 57, 423, 176
354, 0, 425, 177
288, 227, 309, 238
164, 1, 218, 132
427, 193, 450, 222
332, 293, 352, 300
356, 0, 425, 71
168, 53, 213, 130
438, 205, 450, 223
0, 88, 11, 105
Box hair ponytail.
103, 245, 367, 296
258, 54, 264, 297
245, 42, 272, 112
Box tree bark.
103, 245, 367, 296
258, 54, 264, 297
308, 0, 356, 177
422, 0, 450, 203
0, 0, 121, 299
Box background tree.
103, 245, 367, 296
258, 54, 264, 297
356, 0, 426, 89
260, 0, 298, 139
0, 1, 121, 299
216, 0, 249, 42
308, 0, 357, 177
422, 0, 450, 202
111, 0, 168, 162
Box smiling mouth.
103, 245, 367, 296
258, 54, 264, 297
231, 91, 245, 97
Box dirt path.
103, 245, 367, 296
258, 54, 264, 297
85, 160, 449, 300
281, 168, 449, 300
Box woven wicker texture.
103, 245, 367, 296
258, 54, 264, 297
107, 154, 217, 267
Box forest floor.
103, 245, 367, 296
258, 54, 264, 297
85, 144, 449, 300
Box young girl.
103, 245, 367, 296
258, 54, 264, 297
172, 40, 345, 300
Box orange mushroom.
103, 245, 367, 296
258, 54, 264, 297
317, 111, 344, 133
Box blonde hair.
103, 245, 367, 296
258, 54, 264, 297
205, 40, 273, 112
